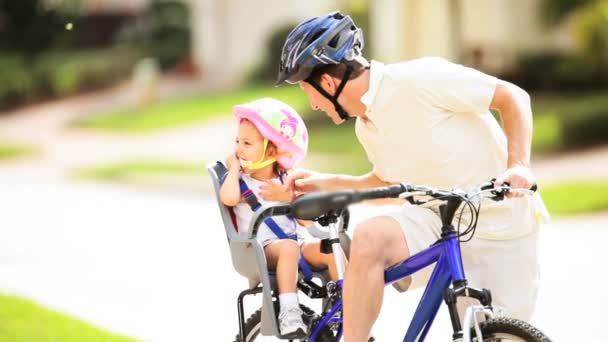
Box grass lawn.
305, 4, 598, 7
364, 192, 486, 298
0, 293, 138, 342
0, 142, 35, 161
74, 160, 206, 183
306, 119, 371, 175
541, 180, 608, 216
74, 84, 309, 133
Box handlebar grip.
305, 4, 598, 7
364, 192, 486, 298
488, 179, 538, 192
357, 184, 406, 201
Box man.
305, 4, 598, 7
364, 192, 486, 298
274, 12, 549, 342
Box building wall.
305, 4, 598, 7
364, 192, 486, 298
190, 0, 334, 84
370, 0, 575, 73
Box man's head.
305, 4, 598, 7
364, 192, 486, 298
276, 12, 365, 122
299, 62, 368, 124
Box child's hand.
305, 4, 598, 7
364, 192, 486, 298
260, 180, 292, 202
225, 153, 240, 172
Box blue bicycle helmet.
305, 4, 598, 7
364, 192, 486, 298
276, 12, 364, 121
276, 12, 364, 85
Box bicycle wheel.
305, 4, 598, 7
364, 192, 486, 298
471, 317, 552, 342
234, 304, 336, 342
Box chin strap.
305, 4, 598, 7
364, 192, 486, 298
307, 65, 353, 122
240, 139, 276, 170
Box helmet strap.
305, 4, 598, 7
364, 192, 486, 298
308, 65, 353, 122
241, 139, 276, 170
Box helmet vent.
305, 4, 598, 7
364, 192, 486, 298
328, 35, 340, 48
310, 28, 327, 43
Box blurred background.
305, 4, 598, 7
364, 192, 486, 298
0, 0, 607, 341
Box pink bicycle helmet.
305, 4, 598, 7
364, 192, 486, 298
233, 98, 308, 169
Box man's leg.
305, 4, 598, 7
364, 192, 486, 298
343, 216, 411, 342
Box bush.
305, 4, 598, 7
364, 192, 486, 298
507, 51, 606, 91
0, 56, 33, 107
0, 47, 142, 110
115, 0, 191, 70
531, 92, 608, 152
247, 24, 296, 84
561, 110, 608, 148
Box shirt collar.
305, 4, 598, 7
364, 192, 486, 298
360, 60, 385, 115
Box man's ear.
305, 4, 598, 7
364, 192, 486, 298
320, 73, 337, 95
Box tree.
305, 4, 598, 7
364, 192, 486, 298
541, 0, 608, 79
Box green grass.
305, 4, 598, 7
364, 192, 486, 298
0, 143, 35, 160
74, 160, 206, 182
306, 120, 372, 174
74, 84, 309, 132
0, 293, 138, 342
542, 180, 608, 215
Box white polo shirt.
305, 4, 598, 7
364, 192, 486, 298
356, 57, 549, 240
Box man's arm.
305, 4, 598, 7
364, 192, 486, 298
329, 171, 391, 190
286, 169, 390, 194
490, 80, 535, 194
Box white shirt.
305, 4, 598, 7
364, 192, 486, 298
356, 57, 550, 240
233, 174, 311, 243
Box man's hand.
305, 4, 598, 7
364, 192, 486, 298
284, 169, 329, 196
495, 164, 535, 198
259, 179, 292, 202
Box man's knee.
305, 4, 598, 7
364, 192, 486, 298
351, 216, 406, 263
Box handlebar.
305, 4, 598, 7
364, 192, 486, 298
291, 181, 537, 221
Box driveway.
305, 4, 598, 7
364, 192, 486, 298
0, 170, 605, 341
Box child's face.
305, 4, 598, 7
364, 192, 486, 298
236, 120, 272, 172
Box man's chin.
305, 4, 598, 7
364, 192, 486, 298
333, 117, 346, 125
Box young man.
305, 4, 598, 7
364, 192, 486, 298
273, 12, 550, 342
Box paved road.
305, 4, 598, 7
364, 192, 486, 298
1, 172, 606, 341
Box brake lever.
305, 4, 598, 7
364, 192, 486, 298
486, 179, 538, 201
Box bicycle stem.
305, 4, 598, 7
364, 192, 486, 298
328, 221, 346, 280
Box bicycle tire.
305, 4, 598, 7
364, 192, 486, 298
471, 317, 552, 342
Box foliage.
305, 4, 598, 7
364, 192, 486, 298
539, 0, 608, 82
532, 91, 608, 151
246, 24, 296, 84
0, 47, 141, 110
0, 0, 70, 56
115, 0, 191, 69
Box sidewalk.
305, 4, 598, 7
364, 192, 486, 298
0, 174, 605, 341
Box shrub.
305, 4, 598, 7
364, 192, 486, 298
246, 24, 296, 84
0, 47, 142, 110
508, 51, 605, 91
561, 110, 608, 148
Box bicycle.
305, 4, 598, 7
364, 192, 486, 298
238, 180, 551, 341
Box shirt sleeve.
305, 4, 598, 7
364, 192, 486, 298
414, 57, 498, 114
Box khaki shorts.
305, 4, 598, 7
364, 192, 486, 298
383, 205, 540, 321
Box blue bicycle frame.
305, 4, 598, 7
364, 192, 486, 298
309, 232, 466, 342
